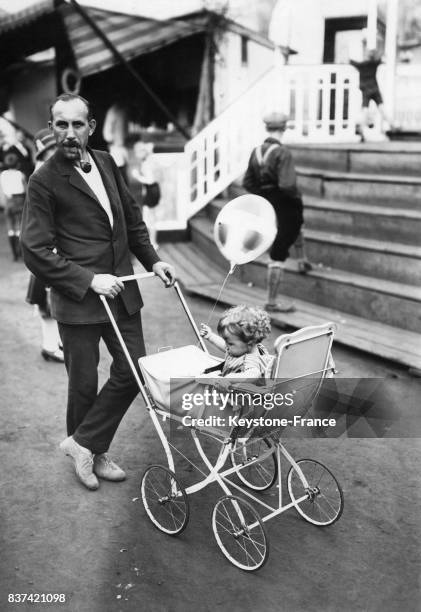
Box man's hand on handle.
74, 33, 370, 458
152, 261, 176, 287
91, 263, 176, 298
90, 274, 124, 299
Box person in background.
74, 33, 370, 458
0, 150, 26, 261
4, 128, 34, 179
0, 128, 7, 209
131, 140, 161, 250
243, 112, 311, 313
350, 47, 395, 138
25, 129, 64, 363
102, 102, 129, 183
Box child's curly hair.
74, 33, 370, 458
217, 305, 271, 344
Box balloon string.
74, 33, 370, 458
197, 265, 236, 348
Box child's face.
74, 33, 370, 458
222, 331, 250, 357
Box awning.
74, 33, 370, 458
0, 1, 275, 78
59, 3, 206, 77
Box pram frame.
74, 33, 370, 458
101, 273, 344, 571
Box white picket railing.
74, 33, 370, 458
183, 63, 361, 220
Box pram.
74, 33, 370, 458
101, 273, 344, 571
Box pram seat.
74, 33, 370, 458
214, 322, 337, 438
138, 345, 223, 414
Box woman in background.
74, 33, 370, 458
131, 140, 161, 250
25, 129, 64, 363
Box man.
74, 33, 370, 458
21, 94, 176, 491
243, 111, 310, 313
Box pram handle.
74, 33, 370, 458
114, 272, 208, 354
118, 272, 156, 282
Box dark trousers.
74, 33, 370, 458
58, 306, 145, 454
263, 189, 303, 262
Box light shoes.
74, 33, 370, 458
93, 453, 126, 482
60, 436, 99, 490
60, 436, 126, 489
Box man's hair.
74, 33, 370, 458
49, 94, 93, 122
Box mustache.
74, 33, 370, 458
63, 140, 80, 148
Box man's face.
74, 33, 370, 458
49, 99, 96, 161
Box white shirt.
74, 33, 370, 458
75, 153, 113, 228
0, 169, 26, 197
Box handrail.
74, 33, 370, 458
183, 64, 361, 220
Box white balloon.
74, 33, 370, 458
214, 194, 277, 268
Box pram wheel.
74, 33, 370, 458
287, 459, 344, 526
141, 465, 189, 535
212, 495, 269, 571
230, 437, 277, 491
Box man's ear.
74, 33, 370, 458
88, 119, 96, 136
48, 121, 53, 130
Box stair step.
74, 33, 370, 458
289, 142, 421, 176
190, 216, 421, 333
297, 166, 421, 208
304, 196, 421, 245
158, 241, 227, 286
159, 242, 421, 370
304, 228, 421, 285
208, 195, 421, 245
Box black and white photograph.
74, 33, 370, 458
0, 1, 420, 611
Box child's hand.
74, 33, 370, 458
200, 323, 212, 338
213, 378, 232, 392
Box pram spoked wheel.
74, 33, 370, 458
212, 495, 269, 571
230, 437, 277, 491
287, 459, 344, 526
141, 465, 189, 535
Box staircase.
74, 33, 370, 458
163, 141, 421, 371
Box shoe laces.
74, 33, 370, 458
75, 452, 94, 479
96, 453, 114, 468
79, 452, 94, 470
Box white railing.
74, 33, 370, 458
391, 64, 421, 131
183, 64, 361, 219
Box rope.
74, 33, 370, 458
196, 264, 236, 351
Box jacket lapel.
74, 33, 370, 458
53, 149, 100, 203
68, 170, 100, 203
53, 148, 120, 228
89, 149, 120, 226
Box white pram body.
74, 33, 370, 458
139, 344, 223, 414
101, 273, 344, 571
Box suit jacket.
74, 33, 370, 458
21, 148, 160, 324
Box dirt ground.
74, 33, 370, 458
0, 226, 420, 612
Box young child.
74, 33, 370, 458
200, 305, 273, 379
